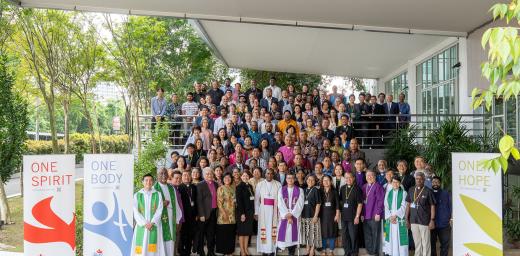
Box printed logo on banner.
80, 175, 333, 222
24, 196, 76, 250
452, 153, 502, 256
83, 154, 134, 256
84, 193, 132, 256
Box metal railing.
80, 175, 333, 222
347, 113, 491, 149
138, 113, 492, 150
139, 115, 197, 151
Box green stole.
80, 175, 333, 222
383, 188, 408, 245
154, 182, 177, 242
135, 191, 159, 254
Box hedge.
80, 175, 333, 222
25, 133, 131, 162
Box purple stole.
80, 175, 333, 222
278, 186, 300, 242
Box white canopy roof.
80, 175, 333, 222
14, 0, 505, 78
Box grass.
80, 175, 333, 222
0, 181, 84, 253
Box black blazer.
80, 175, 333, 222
236, 182, 255, 219
196, 180, 219, 219
178, 183, 197, 223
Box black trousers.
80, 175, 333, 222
278, 245, 297, 256
431, 226, 451, 256
363, 219, 381, 255
197, 209, 217, 256
179, 219, 196, 256
342, 220, 359, 255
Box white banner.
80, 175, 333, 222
452, 153, 502, 256
23, 154, 76, 255
83, 154, 134, 256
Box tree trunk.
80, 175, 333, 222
45, 98, 59, 153
63, 97, 70, 154
0, 177, 12, 224
83, 103, 97, 154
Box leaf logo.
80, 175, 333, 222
24, 196, 76, 250
460, 194, 502, 256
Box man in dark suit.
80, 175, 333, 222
355, 93, 370, 146
369, 95, 385, 147
196, 168, 219, 256
260, 88, 279, 112
178, 170, 198, 256
383, 94, 400, 139
225, 152, 249, 173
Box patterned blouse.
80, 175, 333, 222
217, 185, 236, 224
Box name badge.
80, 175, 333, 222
304, 200, 309, 205
363, 199, 367, 204
343, 203, 349, 208
190, 201, 194, 207
250, 196, 255, 201
411, 203, 416, 209
325, 202, 331, 207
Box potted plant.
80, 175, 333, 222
506, 219, 520, 249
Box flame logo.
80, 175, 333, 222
24, 196, 76, 250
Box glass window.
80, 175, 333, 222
416, 44, 458, 115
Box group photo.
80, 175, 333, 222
0, 0, 519, 256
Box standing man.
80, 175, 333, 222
193, 81, 206, 103
245, 79, 263, 102
406, 172, 436, 256
340, 172, 363, 256
255, 168, 282, 256
208, 80, 224, 106
398, 93, 411, 128
220, 77, 234, 93
171, 171, 186, 255
154, 168, 183, 256
263, 76, 282, 99
276, 173, 304, 256
196, 167, 219, 256
384, 94, 400, 137
151, 88, 167, 130
166, 93, 182, 145
355, 93, 370, 146
178, 170, 198, 256
261, 88, 279, 112
362, 169, 385, 256
131, 174, 165, 256
431, 176, 451, 256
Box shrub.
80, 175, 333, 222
25, 133, 130, 163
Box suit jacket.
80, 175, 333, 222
196, 180, 219, 219
384, 102, 400, 129
260, 97, 279, 111
225, 163, 249, 173
179, 183, 197, 223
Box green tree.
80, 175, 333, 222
0, 55, 29, 224
239, 69, 323, 90
472, 0, 520, 172
15, 9, 74, 153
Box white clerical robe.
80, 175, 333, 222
158, 183, 183, 256
255, 179, 282, 254
132, 188, 166, 256
383, 188, 408, 256
276, 186, 304, 249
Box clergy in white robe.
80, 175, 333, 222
276, 174, 304, 251
383, 177, 409, 256
154, 168, 183, 256
254, 169, 282, 254
132, 174, 165, 256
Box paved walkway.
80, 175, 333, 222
5, 166, 84, 198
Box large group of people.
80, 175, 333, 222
133, 78, 451, 256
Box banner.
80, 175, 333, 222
452, 153, 502, 256
23, 154, 76, 255
83, 154, 134, 256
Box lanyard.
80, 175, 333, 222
414, 186, 425, 203
305, 187, 315, 200
345, 185, 354, 200
365, 183, 374, 199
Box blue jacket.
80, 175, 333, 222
433, 188, 452, 229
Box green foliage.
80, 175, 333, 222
239, 69, 322, 91
134, 123, 169, 190
0, 55, 28, 183
384, 126, 420, 170
424, 118, 484, 187
506, 220, 520, 242
472, 0, 520, 173
25, 133, 130, 162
